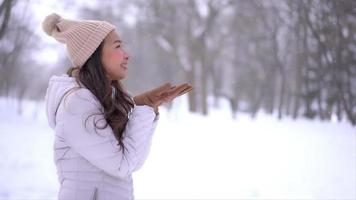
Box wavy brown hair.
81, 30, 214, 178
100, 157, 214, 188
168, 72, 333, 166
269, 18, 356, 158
66, 41, 135, 154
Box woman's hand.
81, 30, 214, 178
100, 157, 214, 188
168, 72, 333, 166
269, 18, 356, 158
133, 82, 193, 113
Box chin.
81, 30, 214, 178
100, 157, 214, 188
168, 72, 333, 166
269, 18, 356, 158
115, 75, 126, 81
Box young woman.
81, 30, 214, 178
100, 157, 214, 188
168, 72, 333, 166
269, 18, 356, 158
42, 13, 192, 200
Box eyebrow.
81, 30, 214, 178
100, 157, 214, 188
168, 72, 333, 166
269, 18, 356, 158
113, 40, 122, 44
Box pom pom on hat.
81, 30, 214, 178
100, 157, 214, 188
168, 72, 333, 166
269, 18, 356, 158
42, 13, 62, 36
41, 13, 116, 68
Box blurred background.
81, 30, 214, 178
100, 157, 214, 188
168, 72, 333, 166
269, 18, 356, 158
0, 0, 355, 199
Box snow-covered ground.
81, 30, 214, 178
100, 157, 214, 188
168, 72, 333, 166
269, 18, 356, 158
0, 96, 355, 199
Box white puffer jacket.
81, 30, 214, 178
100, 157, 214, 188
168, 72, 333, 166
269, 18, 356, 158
45, 74, 159, 200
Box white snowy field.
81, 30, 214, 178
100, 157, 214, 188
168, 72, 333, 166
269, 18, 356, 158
0, 96, 355, 200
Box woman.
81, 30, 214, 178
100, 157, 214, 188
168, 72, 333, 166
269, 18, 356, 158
42, 13, 192, 200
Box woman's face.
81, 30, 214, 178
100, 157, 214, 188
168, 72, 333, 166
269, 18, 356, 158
101, 30, 129, 81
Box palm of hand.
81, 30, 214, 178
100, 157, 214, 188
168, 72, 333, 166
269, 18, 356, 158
134, 82, 193, 110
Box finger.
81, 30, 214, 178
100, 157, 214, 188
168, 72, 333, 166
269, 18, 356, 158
163, 85, 191, 102
166, 85, 177, 93
151, 82, 172, 95
162, 86, 192, 103
169, 84, 191, 97
160, 85, 182, 98
161, 85, 178, 97
173, 86, 193, 98
176, 86, 193, 97
160, 83, 191, 98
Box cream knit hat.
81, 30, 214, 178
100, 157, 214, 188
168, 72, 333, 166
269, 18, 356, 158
42, 13, 116, 68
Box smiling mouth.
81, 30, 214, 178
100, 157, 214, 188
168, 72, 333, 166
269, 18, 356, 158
121, 63, 128, 69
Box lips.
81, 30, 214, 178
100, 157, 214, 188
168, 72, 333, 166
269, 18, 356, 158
121, 63, 128, 69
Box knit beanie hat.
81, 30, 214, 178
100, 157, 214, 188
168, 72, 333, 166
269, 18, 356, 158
42, 13, 116, 68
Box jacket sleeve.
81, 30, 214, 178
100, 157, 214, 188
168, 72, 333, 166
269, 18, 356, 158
57, 88, 159, 179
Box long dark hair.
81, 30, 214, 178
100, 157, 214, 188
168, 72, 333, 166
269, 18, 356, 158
66, 41, 135, 154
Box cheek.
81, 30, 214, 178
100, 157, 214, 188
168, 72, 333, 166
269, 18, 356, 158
102, 53, 115, 71
109, 50, 124, 61
102, 49, 126, 76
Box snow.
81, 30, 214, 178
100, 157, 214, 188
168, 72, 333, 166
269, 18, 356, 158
155, 35, 173, 53
0, 96, 355, 199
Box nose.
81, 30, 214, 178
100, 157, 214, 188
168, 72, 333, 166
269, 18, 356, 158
124, 51, 129, 61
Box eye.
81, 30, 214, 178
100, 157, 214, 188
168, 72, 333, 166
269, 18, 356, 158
115, 45, 121, 48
